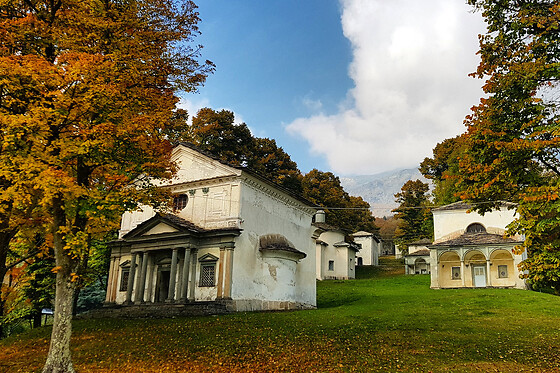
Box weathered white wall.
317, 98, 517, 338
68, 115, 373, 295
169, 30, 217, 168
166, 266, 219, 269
433, 206, 518, 242
231, 174, 316, 310
119, 146, 243, 237
316, 230, 355, 280
354, 234, 378, 266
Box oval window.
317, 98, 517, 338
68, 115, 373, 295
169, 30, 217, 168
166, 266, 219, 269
173, 194, 188, 211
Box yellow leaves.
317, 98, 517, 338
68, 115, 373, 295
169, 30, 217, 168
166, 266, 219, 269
51, 266, 62, 273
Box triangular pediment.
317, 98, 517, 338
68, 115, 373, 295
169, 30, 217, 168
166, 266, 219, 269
170, 144, 241, 183
199, 253, 219, 262
122, 213, 204, 240
143, 222, 179, 236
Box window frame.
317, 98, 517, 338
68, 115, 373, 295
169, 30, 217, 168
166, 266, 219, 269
498, 265, 508, 278
451, 266, 461, 280
199, 263, 216, 287
173, 194, 189, 211
119, 268, 130, 292
328, 260, 335, 271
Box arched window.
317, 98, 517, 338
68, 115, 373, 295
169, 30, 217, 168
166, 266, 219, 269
173, 194, 188, 211
466, 223, 486, 234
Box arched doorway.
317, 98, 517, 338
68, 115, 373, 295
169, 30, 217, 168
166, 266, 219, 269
414, 258, 428, 274
464, 250, 487, 287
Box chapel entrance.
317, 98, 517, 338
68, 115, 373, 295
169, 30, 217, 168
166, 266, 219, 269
473, 266, 486, 287
156, 270, 170, 302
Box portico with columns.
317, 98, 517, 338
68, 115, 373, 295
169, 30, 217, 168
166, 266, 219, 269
105, 213, 240, 305
429, 201, 526, 290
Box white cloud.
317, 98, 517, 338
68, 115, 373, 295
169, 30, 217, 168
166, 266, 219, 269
177, 97, 246, 128
286, 0, 487, 175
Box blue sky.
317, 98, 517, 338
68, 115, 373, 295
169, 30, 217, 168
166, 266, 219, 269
180, 1, 487, 176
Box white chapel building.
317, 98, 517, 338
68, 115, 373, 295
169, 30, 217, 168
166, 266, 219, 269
104, 143, 317, 312
429, 202, 526, 289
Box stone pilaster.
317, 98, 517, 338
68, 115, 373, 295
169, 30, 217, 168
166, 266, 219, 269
216, 248, 225, 299
223, 248, 234, 299
105, 257, 116, 303
188, 249, 198, 301
486, 260, 492, 287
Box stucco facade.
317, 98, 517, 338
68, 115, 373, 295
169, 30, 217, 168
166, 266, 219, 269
429, 202, 526, 290
352, 231, 380, 266
315, 229, 359, 280
105, 144, 317, 312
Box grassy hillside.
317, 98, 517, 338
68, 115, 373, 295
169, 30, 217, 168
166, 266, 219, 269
2, 271, 560, 372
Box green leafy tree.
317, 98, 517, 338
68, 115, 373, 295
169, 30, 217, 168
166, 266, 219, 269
0, 0, 213, 371
393, 180, 433, 248
419, 135, 466, 205
189, 108, 255, 167
302, 169, 378, 233
188, 108, 303, 193
458, 0, 560, 293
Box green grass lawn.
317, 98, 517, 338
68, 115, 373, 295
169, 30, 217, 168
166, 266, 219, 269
2, 270, 560, 372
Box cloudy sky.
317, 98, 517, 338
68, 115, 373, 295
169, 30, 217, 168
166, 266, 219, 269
182, 0, 487, 176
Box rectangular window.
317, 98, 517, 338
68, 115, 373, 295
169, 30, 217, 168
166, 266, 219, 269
199, 264, 216, 287
451, 266, 461, 280
119, 269, 130, 292
328, 260, 335, 271
498, 265, 508, 278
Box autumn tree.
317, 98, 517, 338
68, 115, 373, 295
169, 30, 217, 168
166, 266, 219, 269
393, 180, 433, 249
302, 169, 378, 233
458, 0, 560, 293
188, 108, 303, 193
0, 0, 213, 371
419, 135, 466, 205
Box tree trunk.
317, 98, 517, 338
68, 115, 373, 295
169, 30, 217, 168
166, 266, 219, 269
33, 311, 42, 329
42, 196, 77, 373
42, 268, 77, 373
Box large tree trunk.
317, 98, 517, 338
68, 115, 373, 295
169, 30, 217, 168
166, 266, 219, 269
0, 227, 17, 339
42, 196, 77, 373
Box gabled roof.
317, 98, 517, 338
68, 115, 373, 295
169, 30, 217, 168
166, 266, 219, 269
432, 201, 516, 212
431, 233, 522, 247
408, 238, 433, 246
122, 212, 238, 240
407, 249, 431, 256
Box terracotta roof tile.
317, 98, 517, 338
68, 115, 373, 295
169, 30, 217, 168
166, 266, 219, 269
432, 233, 521, 246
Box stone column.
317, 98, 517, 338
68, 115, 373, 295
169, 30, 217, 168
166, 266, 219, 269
134, 253, 144, 303
486, 259, 492, 287
461, 260, 466, 287
146, 255, 155, 303
223, 248, 234, 299
167, 248, 179, 302
180, 248, 191, 302
125, 252, 138, 304
216, 248, 226, 299
105, 257, 116, 303
188, 249, 198, 301
137, 251, 149, 303
111, 257, 120, 302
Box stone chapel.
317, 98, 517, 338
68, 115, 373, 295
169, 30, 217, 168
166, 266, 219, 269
104, 143, 317, 313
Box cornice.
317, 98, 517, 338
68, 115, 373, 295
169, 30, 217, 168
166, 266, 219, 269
240, 174, 315, 215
